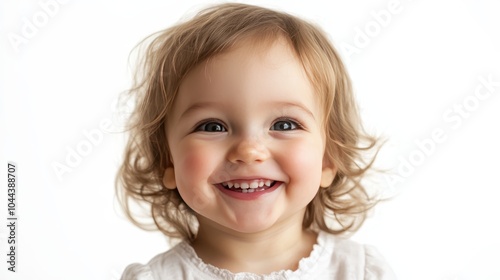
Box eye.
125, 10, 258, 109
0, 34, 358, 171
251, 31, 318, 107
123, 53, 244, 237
194, 120, 227, 132
271, 119, 301, 131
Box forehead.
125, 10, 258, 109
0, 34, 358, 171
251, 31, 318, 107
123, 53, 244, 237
205, 39, 299, 89
170, 37, 320, 117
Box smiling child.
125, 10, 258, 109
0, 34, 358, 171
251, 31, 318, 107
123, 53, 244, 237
117, 3, 396, 279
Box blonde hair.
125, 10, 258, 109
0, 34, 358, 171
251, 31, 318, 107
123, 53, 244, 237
116, 3, 381, 241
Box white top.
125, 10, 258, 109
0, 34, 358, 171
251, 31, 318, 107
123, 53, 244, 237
120, 231, 397, 280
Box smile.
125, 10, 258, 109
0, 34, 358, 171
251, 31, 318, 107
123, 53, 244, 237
219, 179, 278, 193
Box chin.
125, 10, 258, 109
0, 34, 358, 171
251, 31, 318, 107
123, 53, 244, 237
223, 218, 280, 235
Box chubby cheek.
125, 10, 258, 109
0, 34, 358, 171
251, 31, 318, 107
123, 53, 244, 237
279, 139, 324, 192
179, 145, 213, 181
173, 141, 221, 211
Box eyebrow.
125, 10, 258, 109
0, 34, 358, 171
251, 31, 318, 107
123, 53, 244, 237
180, 101, 316, 120
269, 101, 316, 120
180, 102, 221, 119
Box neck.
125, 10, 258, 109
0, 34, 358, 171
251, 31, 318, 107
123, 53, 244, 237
191, 214, 318, 274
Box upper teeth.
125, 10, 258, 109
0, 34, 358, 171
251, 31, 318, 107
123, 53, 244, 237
221, 180, 274, 189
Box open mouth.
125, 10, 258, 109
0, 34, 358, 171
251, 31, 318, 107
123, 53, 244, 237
219, 179, 278, 193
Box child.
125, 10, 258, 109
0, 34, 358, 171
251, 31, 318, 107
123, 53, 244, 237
117, 3, 396, 279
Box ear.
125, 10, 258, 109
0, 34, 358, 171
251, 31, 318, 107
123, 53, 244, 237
320, 164, 337, 188
163, 167, 177, 190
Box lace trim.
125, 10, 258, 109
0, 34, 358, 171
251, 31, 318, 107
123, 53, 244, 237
179, 231, 332, 279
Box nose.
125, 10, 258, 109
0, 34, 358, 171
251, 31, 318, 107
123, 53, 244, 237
227, 136, 271, 164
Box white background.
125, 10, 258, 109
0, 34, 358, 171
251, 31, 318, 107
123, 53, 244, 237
1, 0, 500, 279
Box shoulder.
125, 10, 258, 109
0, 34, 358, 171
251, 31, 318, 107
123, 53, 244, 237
120, 262, 154, 280
120, 242, 196, 280
362, 244, 398, 280
318, 231, 398, 280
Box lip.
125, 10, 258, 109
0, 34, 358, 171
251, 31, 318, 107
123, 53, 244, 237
214, 181, 283, 200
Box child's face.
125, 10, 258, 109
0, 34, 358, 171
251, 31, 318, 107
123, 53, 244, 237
166, 38, 332, 234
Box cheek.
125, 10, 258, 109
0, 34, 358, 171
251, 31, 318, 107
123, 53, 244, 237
279, 139, 324, 186
176, 141, 218, 183
173, 141, 222, 210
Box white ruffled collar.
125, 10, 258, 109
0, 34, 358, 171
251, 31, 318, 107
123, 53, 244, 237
178, 231, 333, 279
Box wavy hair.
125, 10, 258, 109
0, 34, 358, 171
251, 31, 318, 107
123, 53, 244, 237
116, 3, 381, 241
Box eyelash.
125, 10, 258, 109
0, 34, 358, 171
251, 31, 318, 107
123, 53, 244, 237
193, 117, 304, 132
271, 117, 304, 131
193, 118, 227, 132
